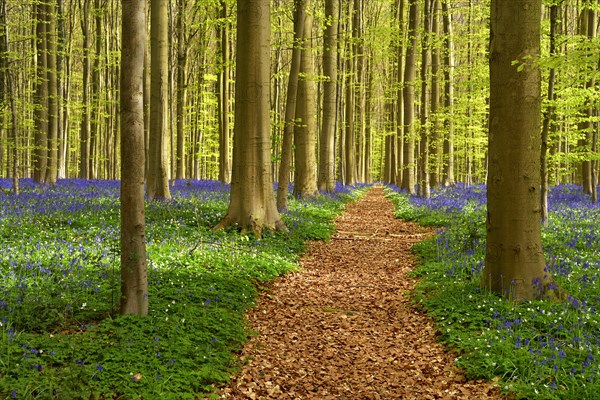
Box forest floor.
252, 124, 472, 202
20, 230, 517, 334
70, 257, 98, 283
215, 187, 502, 399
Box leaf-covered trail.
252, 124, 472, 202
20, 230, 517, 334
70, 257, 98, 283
217, 187, 500, 399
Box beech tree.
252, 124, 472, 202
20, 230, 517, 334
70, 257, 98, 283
317, 0, 338, 193
401, 0, 418, 194
483, 0, 554, 301
120, 0, 148, 316
215, 0, 285, 235
293, 0, 318, 199
147, 0, 171, 200
276, 0, 305, 211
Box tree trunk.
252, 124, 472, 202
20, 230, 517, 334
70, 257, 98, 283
484, 0, 553, 301
441, 0, 455, 186
541, 4, 559, 225
217, 0, 231, 183
88, 0, 102, 179
175, 0, 189, 180
33, 1, 48, 183
120, 0, 148, 316
578, 4, 595, 194
215, 0, 285, 236
429, 0, 441, 188
45, 1, 58, 184
418, 0, 432, 199
148, 0, 171, 200
318, 0, 338, 192
276, 0, 305, 211
401, 0, 418, 194
79, 0, 90, 179
394, 0, 405, 187
293, 0, 318, 199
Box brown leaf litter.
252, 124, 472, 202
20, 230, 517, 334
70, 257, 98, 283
213, 187, 502, 399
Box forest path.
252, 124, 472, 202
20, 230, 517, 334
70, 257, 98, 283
216, 187, 500, 399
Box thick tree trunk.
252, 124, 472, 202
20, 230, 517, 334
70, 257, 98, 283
276, 0, 305, 211
148, 0, 171, 200
401, 0, 418, 194
215, 0, 285, 236
484, 0, 553, 301
120, 0, 148, 316
293, 0, 318, 199
318, 0, 338, 192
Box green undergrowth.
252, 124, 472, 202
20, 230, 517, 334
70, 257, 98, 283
386, 185, 600, 400
0, 179, 367, 399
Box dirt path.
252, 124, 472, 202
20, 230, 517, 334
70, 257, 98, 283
217, 187, 500, 399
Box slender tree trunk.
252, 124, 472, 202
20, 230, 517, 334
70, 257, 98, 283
79, 0, 90, 179
318, 0, 338, 192
120, 0, 148, 316
541, 4, 559, 225
578, 3, 595, 194
215, 0, 285, 235
217, 0, 230, 183
429, 0, 441, 188
441, 0, 455, 186
293, 0, 318, 198
276, 0, 305, 211
401, 0, 418, 194
33, 1, 48, 183
88, 0, 102, 179
364, 58, 373, 183
148, 0, 171, 199
45, 1, 58, 184
395, 0, 405, 187
175, 0, 188, 180
418, 0, 432, 199
1, 0, 18, 193
56, 0, 66, 178
484, 0, 553, 301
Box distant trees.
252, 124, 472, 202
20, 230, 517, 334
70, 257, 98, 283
0, 0, 595, 199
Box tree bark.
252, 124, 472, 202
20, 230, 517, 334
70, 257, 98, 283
215, 0, 285, 236
79, 0, 90, 179
541, 4, 559, 225
148, 0, 171, 199
45, 0, 59, 184
293, 0, 318, 199
33, 1, 48, 183
401, 0, 418, 194
317, 0, 338, 192
394, 0, 405, 187
484, 0, 553, 301
120, 0, 148, 316
418, 0, 432, 199
217, 0, 231, 183
441, 0, 455, 186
